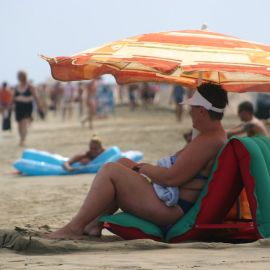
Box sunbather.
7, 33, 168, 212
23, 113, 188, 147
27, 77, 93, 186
63, 135, 105, 172
48, 83, 228, 240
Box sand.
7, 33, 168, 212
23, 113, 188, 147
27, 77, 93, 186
1, 98, 270, 270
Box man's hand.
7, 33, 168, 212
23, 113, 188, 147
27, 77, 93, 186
63, 162, 75, 172
132, 163, 149, 173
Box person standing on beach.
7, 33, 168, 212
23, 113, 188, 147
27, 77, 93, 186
49, 82, 63, 115
36, 83, 48, 119
62, 82, 75, 120
128, 84, 139, 110
0, 82, 13, 131
227, 101, 269, 137
76, 82, 84, 118
81, 79, 99, 129
170, 84, 185, 121
140, 82, 153, 108
13, 71, 43, 146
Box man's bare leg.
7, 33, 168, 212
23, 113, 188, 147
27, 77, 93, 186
83, 202, 118, 237
83, 159, 136, 237
48, 163, 182, 240
47, 164, 117, 239
18, 118, 29, 146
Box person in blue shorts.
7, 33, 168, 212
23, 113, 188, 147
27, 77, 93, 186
170, 84, 185, 121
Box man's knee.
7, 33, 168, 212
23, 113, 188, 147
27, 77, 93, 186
102, 162, 119, 172
117, 158, 136, 168
101, 162, 126, 184
117, 158, 128, 163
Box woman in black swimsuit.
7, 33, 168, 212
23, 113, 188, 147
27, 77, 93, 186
14, 71, 43, 146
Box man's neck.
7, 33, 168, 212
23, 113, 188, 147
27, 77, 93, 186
198, 120, 224, 134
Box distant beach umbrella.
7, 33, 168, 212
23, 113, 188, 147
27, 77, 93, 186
42, 29, 270, 92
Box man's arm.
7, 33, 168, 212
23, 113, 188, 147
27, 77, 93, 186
63, 154, 86, 171
227, 123, 253, 137
139, 133, 223, 187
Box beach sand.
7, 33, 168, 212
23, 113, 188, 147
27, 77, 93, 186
1, 95, 270, 270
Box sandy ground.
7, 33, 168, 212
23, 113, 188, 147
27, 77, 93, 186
1, 95, 270, 270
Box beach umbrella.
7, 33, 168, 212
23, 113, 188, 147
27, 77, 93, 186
42, 29, 270, 92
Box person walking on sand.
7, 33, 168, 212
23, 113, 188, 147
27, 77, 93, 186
13, 71, 44, 146
81, 79, 99, 129
76, 82, 84, 118
227, 101, 269, 137
62, 82, 75, 120
47, 83, 228, 240
49, 82, 63, 115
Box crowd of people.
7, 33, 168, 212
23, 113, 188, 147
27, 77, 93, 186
0, 72, 192, 146
0, 71, 269, 147
0, 72, 116, 145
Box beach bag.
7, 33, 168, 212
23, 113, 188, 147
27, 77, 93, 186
2, 110, 11, 131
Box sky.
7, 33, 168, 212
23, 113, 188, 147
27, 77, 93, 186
1, 0, 270, 85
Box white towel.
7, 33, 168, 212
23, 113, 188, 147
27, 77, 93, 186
156, 156, 172, 168
153, 183, 179, 207
153, 129, 200, 207
154, 155, 179, 207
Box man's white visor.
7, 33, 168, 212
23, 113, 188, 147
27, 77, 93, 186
180, 91, 225, 113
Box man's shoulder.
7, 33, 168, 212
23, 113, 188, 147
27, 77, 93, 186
244, 120, 260, 130
194, 132, 225, 152
181, 132, 225, 166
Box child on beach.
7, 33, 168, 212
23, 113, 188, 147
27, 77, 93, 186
63, 135, 105, 172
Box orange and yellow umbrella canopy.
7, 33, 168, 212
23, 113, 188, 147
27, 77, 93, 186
42, 29, 270, 92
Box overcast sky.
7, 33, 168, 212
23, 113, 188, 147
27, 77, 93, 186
2, 0, 270, 85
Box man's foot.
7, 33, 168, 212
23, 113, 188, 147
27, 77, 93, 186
83, 223, 102, 237
47, 225, 83, 240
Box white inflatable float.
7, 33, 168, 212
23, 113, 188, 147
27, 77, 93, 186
14, 146, 143, 176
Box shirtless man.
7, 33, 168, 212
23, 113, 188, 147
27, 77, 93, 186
48, 83, 228, 240
227, 101, 269, 137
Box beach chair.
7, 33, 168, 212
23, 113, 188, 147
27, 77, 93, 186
99, 136, 270, 243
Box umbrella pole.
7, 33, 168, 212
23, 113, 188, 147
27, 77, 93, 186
198, 71, 203, 86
